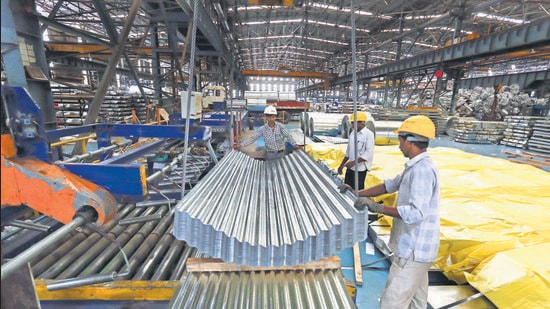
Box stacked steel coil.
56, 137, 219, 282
173, 150, 368, 267
307, 112, 347, 137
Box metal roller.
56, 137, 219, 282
99, 206, 170, 276
169, 247, 197, 281
132, 229, 176, 280
122, 209, 174, 278
31, 204, 135, 277
150, 238, 187, 281
37, 205, 143, 279
1, 206, 99, 280
51, 207, 155, 279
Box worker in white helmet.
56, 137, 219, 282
234, 105, 301, 160
351, 115, 440, 309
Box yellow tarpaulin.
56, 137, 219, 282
305, 143, 550, 309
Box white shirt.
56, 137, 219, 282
345, 126, 374, 172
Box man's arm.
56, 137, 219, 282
280, 124, 296, 144
357, 183, 387, 197
337, 156, 349, 175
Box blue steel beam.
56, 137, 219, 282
46, 123, 211, 142
93, 124, 211, 147
56, 163, 147, 202
100, 139, 169, 164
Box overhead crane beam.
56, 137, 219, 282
297, 19, 550, 93
242, 70, 335, 90
241, 69, 335, 80
334, 19, 550, 85
45, 43, 234, 60
459, 70, 549, 90
247, 0, 301, 6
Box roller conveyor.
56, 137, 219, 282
26, 204, 187, 281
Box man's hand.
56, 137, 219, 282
337, 165, 344, 175
344, 161, 356, 169
233, 143, 242, 150
354, 197, 384, 213
338, 184, 353, 194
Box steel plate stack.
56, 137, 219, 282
527, 118, 550, 154
173, 150, 367, 267
98, 94, 148, 123
500, 116, 546, 148
448, 119, 507, 144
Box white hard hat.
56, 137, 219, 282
264, 105, 277, 115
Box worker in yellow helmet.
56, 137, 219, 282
234, 105, 301, 160
337, 111, 375, 191
353, 115, 440, 309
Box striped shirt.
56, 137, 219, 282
383, 152, 440, 262
241, 122, 296, 152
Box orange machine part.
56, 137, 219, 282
1, 134, 118, 224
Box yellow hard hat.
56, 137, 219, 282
349, 111, 368, 122
394, 115, 436, 139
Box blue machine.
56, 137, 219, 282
2, 85, 214, 202
201, 110, 248, 135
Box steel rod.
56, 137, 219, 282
2, 216, 87, 280
8, 219, 51, 233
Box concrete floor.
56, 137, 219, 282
430, 136, 523, 160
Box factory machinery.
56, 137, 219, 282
1, 85, 213, 306
1, 85, 365, 308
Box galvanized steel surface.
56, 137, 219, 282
174, 150, 367, 267
169, 268, 356, 309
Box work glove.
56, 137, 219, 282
338, 184, 353, 194
354, 197, 384, 213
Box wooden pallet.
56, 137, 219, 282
505, 150, 550, 170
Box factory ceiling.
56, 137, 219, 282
31, 0, 550, 91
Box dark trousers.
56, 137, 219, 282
344, 169, 367, 190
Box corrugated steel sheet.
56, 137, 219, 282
168, 268, 356, 309
174, 150, 367, 267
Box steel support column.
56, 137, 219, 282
2, 0, 56, 130
72, 0, 143, 155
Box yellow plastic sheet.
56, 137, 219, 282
306, 143, 550, 309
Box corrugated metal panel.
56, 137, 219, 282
168, 268, 356, 309
174, 150, 367, 267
